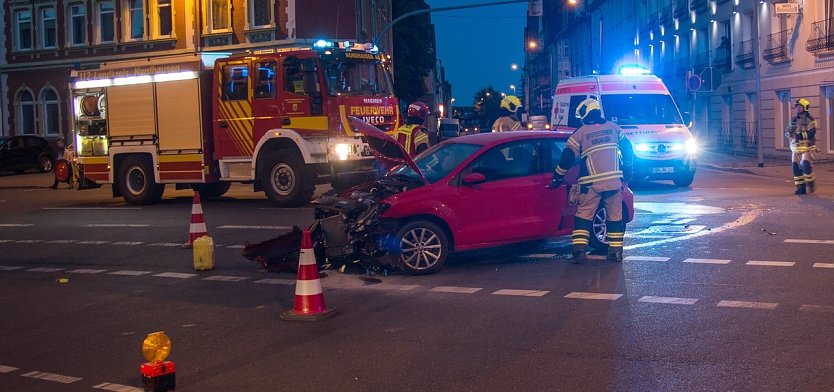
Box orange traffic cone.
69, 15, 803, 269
184, 192, 208, 248
280, 228, 338, 321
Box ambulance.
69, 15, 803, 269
550, 68, 697, 186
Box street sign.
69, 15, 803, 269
687, 74, 702, 92
699, 67, 722, 92
775, 3, 799, 15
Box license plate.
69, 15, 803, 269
652, 167, 674, 174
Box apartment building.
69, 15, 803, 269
540, 0, 834, 159
1, 0, 393, 142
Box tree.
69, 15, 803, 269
392, 0, 435, 103
473, 87, 502, 131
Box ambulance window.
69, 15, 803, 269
566, 95, 587, 129
222, 65, 248, 101
254, 61, 276, 99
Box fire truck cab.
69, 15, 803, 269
551, 70, 698, 187
69, 41, 400, 206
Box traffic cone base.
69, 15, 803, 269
281, 228, 338, 321
184, 192, 208, 248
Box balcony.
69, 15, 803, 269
690, 0, 709, 13
674, 0, 689, 18
763, 29, 792, 64
806, 18, 834, 55
713, 46, 731, 71
692, 51, 710, 72
734, 39, 755, 69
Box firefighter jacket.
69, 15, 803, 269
395, 124, 429, 157
785, 111, 817, 152
492, 116, 521, 132
553, 121, 634, 191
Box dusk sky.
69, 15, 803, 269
424, 0, 527, 108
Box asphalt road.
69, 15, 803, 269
2, 168, 834, 391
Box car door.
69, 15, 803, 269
454, 140, 551, 246
4, 138, 27, 171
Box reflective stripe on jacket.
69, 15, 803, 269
492, 116, 521, 132
557, 121, 627, 190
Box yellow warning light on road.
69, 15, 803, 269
142, 332, 171, 364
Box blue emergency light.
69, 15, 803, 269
313, 40, 334, 49
618, 65, 651, 76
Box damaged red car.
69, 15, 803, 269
248, 118, 634, 275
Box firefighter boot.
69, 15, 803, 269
795, 184, 807, 195
802, 160, 815, 193
570, 251, 587, 264
793, 162, 806, 194
606, 220, 625, 262
570, 217, 592, 264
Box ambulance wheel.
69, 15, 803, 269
262, 150, 315, 208
391, 220, 449, 275
590, 206, 609, 252
192, 182, 231, 199
673, 170, 695, 187
119, 156, 164, 205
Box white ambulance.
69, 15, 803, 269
550, 71, 697, 186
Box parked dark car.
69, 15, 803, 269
0, 135, 55, 174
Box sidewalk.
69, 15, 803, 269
698, 149, 834, 184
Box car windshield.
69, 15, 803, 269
323, 58, 394, 96
389, 142, 481, 184
601, 94, 683, 125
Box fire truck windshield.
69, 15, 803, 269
601, 94, 684, 125
324, 59, 393, 96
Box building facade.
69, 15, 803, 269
538, 0, 834, 160
1, 0, 393, 144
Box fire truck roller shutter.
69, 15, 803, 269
156, 79, 203, 152
107, 83, 156, 139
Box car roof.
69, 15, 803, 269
451, 131, 569, 146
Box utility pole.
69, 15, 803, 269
754, 1, 764, 167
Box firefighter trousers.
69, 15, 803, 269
790, 142, 815, 193
572, 183, 624, 256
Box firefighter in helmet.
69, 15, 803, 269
785, 98, 817, 194
492, 95, 522, 132
548, 97, 634, 263
395, 101, 431, 157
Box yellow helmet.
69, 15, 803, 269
795, 98, 810, 111
575, 97, 601, 120
500, 95, 521, 113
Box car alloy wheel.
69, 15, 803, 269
395, 220, 449, 275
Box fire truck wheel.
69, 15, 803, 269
119, 156, 164, 205
192, 182, 231, 199
390, 220, 449, 275
262, 151, 315, 207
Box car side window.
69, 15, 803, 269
466, 141, 540, 182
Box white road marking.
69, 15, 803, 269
68, 269, 107, 274
587, 255, 607, 260
77, 240, 110, 245
362, 284, 421, 291
46, 240, 76, 244
0, 365, 19, 373
16, 240, 45, 243
43, 207, 142, 210
83, 224, 150, 228
154, 272, 197, 279
717, 300, 778, 310
218, 225, 294, 230
0, 239, 14, 243
149, 242, 183, 247
429, 286, 482, 294
0, 224, 34, 227
799, 304, 834, 313
683, 258, 732, 265
0, 266, 23, 271
564, 292, 622, 300
108, 270, 151, 276
624, 256, 670, 262
226, 244, 245, 249
111, 241, 144, 246
520, 253, 556, 259
638, 296, 698, 305
746, 260, 795, 267
626, 208, 760, 250
254, 278, 296, 285
21, 371, 82, 384
203, 276, 248, 282
493, 289, 549, 297
93, 382, 144, 392
26, 267, 64, 272
784, 239, 834, 245
813, 263, 834, 269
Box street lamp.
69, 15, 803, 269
510, 84, 516, 94
511, 63, 519, 71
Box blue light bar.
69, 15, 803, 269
313, 39, 334, 49
618, 65, 651, 76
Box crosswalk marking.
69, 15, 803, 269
83, 224, 150, 228
493, 289, 549, 297
148, 242, 183, 247
254, 278, 296, 285
746, 260, 795, 267
68, 269, 107, 274
429, 286, 482, 294
203, 276, 248, 282
26, 267, 64, 272
93, 382, 144, 392
218, 225, 294, 230
362, 284, 421, 291
520, 253, 556, 259
624, 256, 670, 262
717, 300, 778, 310
799, 304, 834, 313
784, 239, 834, 245
683, 258, 732, 264
111, 241, 144, 246
0, 224, 34, 227
0, 266, 23, 271
0, 365, 19, 373
45, 240, 76, 244
154, 272, 197, 279
638, 296, 698, 305
813, 263, 834, 269
77, 240, 110, 245
16, 240, 44, 243
21, 371, 82, 384
226, 244, 245, 249
564, 292, 622, 300
108, 270, 151, 276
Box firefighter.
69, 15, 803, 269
492, 95, 522, 132
785, 98, 817, 194
548, 97, 634, 263
395, 101, 431, 157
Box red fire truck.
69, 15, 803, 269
69, 41, 400, 207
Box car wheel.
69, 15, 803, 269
392, 220, 449, 275
673, 169, 695, 187
589, 207, 609, 252
38, 154, 54, 173
191, 182, 231, 199
261, 149, 315, 207
119, 156, 164, 205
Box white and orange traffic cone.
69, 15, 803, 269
280, 228, 338, 321
184, 192, 208, 248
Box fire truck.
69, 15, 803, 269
69, 41, 400, 206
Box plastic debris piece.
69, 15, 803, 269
57, 278, 69, 284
